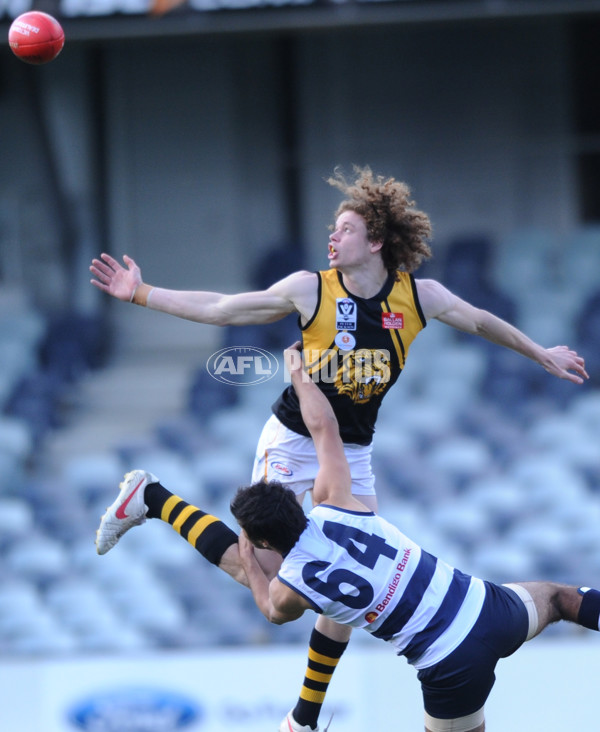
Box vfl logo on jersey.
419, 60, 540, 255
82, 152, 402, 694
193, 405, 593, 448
270, 461, 293, 477
365, 611, 379, 624
382, 312, 404, 329
336, 298, 357, 331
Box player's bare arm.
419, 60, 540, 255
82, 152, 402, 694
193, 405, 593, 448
238, 532, 310, 624
90, 253, 319, 325
416, 278, 588, 384
284, 345, 366, 511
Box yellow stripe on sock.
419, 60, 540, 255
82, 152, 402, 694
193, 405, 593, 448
187, 514, 220, 546
161, 495, 181, 522
305, 668, 333, 683
172, 505, 198, 534
299, 688, 327, 704
308, 648, 341, 667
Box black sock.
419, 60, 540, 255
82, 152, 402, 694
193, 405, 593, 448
145, 482, 237, 566
292, 628, 349, 730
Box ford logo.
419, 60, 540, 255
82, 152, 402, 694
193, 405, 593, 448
206, 346, 279, 385
68, 687, 201, 731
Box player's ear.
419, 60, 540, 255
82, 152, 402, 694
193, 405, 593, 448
369, 240, 383, 254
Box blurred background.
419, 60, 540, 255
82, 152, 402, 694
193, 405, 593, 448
1, 0, 600, 729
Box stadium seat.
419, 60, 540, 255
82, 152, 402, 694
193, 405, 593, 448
492, 228, 558, 295
0, 416, 33, 461
558, 225, 600, 300
119, 447, 206, 505
429, 498, 490, 549
426, 436, 491, 484
190, 446, 252, 502
122, 517, 198, 569
4, 534, 69, 581
61, 451, 125, 499
0, 497, 34, 542
473, 541, 537, 584
0, 605, 77, 655
527, 413, 600, 473
464, 476, 527, 528
0, 579, 43, 617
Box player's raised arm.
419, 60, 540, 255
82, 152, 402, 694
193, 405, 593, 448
284, 344, 361, 510
90, 253, 318, 326
416, 278, 589, 384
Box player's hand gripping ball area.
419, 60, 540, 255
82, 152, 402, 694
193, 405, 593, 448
8, 11, 65, 65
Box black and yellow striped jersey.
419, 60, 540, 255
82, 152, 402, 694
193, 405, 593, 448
273, 268, 426, 445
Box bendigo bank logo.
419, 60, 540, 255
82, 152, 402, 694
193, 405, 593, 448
365, 611, 378, 624
207, 347, 279, 385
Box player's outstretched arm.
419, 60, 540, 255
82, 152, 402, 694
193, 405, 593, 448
416, 279, 589, 384
90, 253, 318, 326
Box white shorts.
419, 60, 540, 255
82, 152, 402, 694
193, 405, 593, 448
251, 414, 376, 496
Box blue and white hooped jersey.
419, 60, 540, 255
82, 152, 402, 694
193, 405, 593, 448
277, 505, 486, 670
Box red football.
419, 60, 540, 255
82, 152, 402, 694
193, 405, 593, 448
8, 11, 65, 65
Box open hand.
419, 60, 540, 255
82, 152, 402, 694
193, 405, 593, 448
90, 253, 142, 302
543, 345, 589, 384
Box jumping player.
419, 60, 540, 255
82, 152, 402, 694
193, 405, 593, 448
90, 166, 587, 731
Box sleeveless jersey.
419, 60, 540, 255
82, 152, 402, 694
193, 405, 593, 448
277, 505, 486, 670
272, 269, 426, 445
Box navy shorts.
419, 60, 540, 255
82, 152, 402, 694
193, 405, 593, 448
416, 582, 529, 719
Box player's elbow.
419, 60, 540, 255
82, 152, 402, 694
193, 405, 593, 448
268, 614, 289, 625
267, 608, 304, 625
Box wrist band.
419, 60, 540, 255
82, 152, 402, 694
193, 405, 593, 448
130, 283, 154, 307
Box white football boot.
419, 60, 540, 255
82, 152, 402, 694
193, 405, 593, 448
96, 469, 158, 555
278, 711, 318, 732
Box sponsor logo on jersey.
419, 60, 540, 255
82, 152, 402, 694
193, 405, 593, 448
335, 297, 357, 331
334, 331, 356, 351
381, 312, 404, 329
365, 611, 379, 623
375, 548, 412, 613
270, 461, 293, 477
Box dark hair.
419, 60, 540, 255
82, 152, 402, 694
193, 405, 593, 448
230, 479, 308, 555
328, 165, 433, 274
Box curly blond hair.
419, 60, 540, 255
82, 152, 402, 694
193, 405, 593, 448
328, 166, 433, 274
